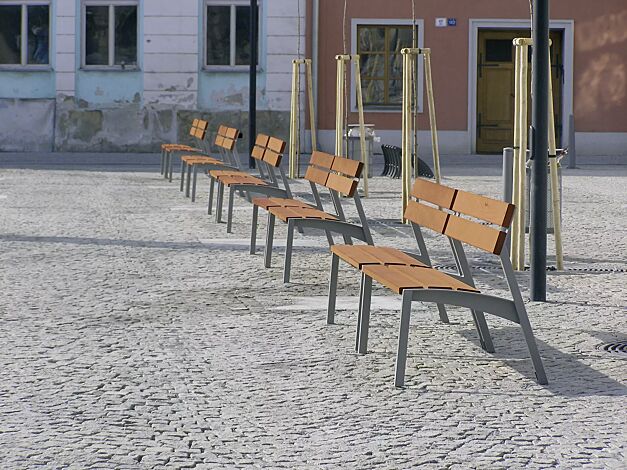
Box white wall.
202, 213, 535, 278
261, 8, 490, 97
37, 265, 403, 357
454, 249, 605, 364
143, 0, 199, 106
55, 0, 76, 96
264, 0, 306, 111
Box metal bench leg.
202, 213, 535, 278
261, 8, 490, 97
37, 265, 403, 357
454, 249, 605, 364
215, 183, 224, 223
327, 253, 339, 324
226, 186, 235, 233
470, 310, 495, 353
164, 152, 170, 179
180, 160, 186, 191
436, 304, 450, 323
356, 273, 373, 354
191, 166, 198, 202
250, 205, 259, 254
207, 177, 214, 215
168, 153, 175, 182
185, 164, 193, 197
264, 213, 275, 268
283, 219, 295, 283
518, 310, 548, 384
394, 291, 413, 388
160, 149, 165, 175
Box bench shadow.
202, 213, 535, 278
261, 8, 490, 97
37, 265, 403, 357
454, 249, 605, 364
0, 234, 331, 253
459, 326, 627, 397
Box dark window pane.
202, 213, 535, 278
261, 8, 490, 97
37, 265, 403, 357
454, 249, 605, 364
486, 39, 513, 62
360, 53, 384, 78
362, 79, 385, 105
206, 6, 230, 65
235, 6, 255, 65
114, 6, 137, 65
85, 6, 109, 65
389, 27, 413, 53
358, 27, 385, 53
0, 5, 21, 64
388, 53, 403, 79
27, 5, 49, 64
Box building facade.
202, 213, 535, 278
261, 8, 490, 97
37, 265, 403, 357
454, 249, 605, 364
0, 0, 625, 156
310, 0, 627, 156
0, 0, 304, 151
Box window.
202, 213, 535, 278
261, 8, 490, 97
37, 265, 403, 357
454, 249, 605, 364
205, 1, 258, 69
82, 1, 138, 68
0, 1, 50, 67
357, 24, 416, 107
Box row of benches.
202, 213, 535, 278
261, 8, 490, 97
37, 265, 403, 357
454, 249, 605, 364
159, 122, 548, 388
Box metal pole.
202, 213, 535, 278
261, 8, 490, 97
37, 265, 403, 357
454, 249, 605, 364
248, 0, 258, 169
502, 147, 514, 203
530, 0, 550, 301
568, 113, 577, 169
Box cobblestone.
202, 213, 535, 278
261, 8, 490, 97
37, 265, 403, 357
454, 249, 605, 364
0, 164, 625, 468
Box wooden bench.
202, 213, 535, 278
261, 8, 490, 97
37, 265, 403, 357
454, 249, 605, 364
252, 151, 374, 283
160, 119, 209, 181
179, 125, 241, 202
208, 134, 291, 234
327, 178, 548, 388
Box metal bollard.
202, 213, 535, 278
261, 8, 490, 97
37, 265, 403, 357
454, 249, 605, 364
568, 113, 577, 169
502, 147, 514, 203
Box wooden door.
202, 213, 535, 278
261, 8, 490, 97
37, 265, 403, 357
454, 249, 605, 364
476, 29, 563, 154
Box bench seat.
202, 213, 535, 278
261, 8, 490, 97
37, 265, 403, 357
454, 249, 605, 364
251, 197, 313, 211
330, 245, 426, 269
269, 206, 338, 223
362, 264, 479, 294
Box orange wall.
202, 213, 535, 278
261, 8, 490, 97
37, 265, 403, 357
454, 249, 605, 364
309, 0, 627, 133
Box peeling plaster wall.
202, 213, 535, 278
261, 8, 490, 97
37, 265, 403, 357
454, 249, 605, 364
0, 99, 55, 152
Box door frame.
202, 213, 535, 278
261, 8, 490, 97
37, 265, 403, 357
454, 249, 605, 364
468, 19, 574, 153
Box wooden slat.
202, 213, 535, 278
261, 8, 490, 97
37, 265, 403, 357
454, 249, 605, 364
363, 264, 478, 294
330, 245, 426, 269
411, 179, 457, 209
304, 166, 330, 186
221, 137, 235, 150
404, 201, 449, 234
217, 125, 226, 136
220, 175, 267, 187
325, 173, 358, 197
225, 127, 238, 139
262, 149, 282, 167
445, 214, 508, 255
267, 136, 286, 154
194, 128, 205, 139
215, 135, 224, 146
269, 206, 337, 223
251, 145, 265, 160
197, 120, 208, 130
309, 151, 335, 169
192, 118, 199, 127
331, 156, 363, 178
252, 197, 312, 210
255, 134, 270, 146
452, 189, 515, 227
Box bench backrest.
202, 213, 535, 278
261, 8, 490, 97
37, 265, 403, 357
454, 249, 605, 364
249, 134, 286, 167
304, 151, 363, 197
406, 178, 515, 255
189, 119, 208, 140
214, 125, 240, 151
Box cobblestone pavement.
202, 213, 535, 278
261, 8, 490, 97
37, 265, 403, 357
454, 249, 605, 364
0, 163, 625, 469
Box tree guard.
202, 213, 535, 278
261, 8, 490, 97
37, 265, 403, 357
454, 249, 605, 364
511, 37, 564, 271
289, 59, 317, 179
401, 47, 441, 222
335, 54, 369, 197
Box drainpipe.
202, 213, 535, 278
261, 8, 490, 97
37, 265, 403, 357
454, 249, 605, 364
312, 0, 319, 152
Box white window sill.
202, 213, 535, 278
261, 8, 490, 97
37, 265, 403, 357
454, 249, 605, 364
80, 66, 140, 72
203, 65, 262, 73
0, 66, 53, 72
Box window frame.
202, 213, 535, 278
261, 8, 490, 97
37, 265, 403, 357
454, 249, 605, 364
351, 18, 424, 113
203, 0, 260, 72
81, 0, 139, 71
0, 0, 51, 71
